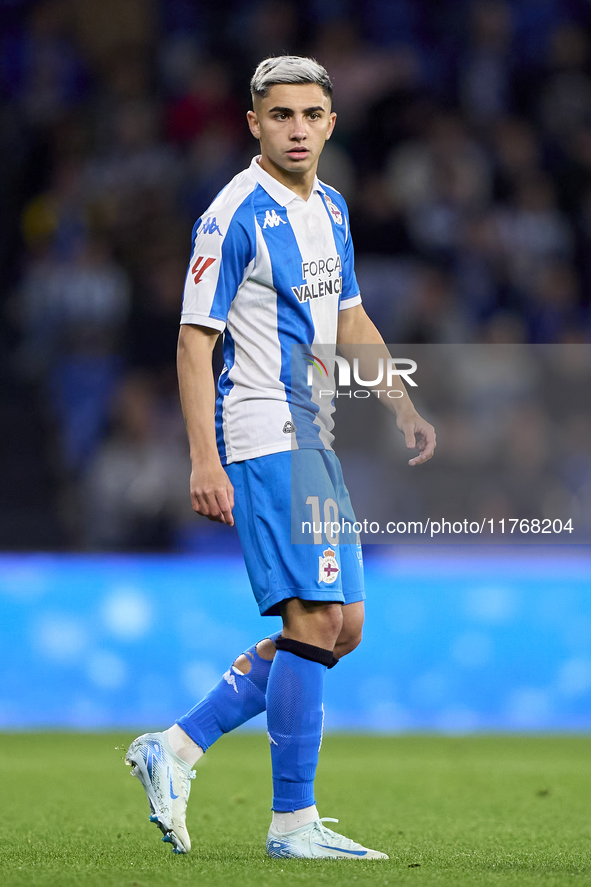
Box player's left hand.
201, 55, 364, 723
397, 411, 436, 466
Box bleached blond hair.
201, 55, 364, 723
250, 56, 332, 102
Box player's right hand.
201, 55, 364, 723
190, 463, 235, 526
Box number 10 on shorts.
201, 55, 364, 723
305, 496, 340, 545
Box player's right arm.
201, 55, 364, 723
177, 323, 234, 525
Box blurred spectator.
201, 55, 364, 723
354, 255, 417, 340
18, 237, 129, 372
504, 401, 550, 475
454, 212, 504, 324
316, 141, 355, 200
459, 1, 515, 125
0, 0, 88, 128
227, 0, 301, 73
387, 113, 491, 211
452, 342, 540, 458
524, 261, 586, 343
359, 0, 424, 52
477, 310, 528, 344
399, 266, 473, 343
18, 237, 130, 471
555, 411, 591, 536
492, 117, 543, 201
181, 123, 249, 222
70, 0, 156, 77
492, 174, 573, 292
84, 100, 178, 202
126, 252, 186, 381
348, 174, 413, 256
538, 24, 591, 143
387, 112, 492, 259
166, 59, 243, 146
20, 158, 87, 261
312, 19, 412, 137
83, 99, 180, 266
83, 371, 191, 550
353, 58, 430, 172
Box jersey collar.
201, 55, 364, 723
250, 155, 323, 206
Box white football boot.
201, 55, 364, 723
125, 731, 195, 853
266, 817, 388, 860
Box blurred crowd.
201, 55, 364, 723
1, 0, 591, 550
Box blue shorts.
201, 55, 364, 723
226, 450, 365, 616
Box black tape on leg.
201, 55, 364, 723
274, 635, 338, 668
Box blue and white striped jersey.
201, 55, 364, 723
181, 156, 361, 465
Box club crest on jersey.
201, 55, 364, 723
323, 193, 343, 225
262, 209, 286, 228
319, 548, 340, 584
202, 215, 222, 235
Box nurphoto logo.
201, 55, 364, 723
305, 353, 418, 399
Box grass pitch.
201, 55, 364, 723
1, 732, 590, 887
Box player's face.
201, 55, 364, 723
247, 84, 336, 187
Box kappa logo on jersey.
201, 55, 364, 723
323, 193, 343, 225
191, 255, 217, 285
262, 209, 287, 228
319, 547, 340, 584
202, 215, 222, 235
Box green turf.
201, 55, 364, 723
1, 732, 590, 886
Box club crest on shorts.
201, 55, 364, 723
323, 193, 343, 225
319, 547, 340, 584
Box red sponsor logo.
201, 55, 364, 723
191, 255, 216, 285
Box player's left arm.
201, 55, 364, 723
337, 303, 436, 466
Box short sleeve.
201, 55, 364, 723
338, 199, 362, 311
181, 205, 256, 331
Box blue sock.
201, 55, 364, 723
266, 650, 326, 812
177, 631, 282, 751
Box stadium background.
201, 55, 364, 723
0, 0, 590, 732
